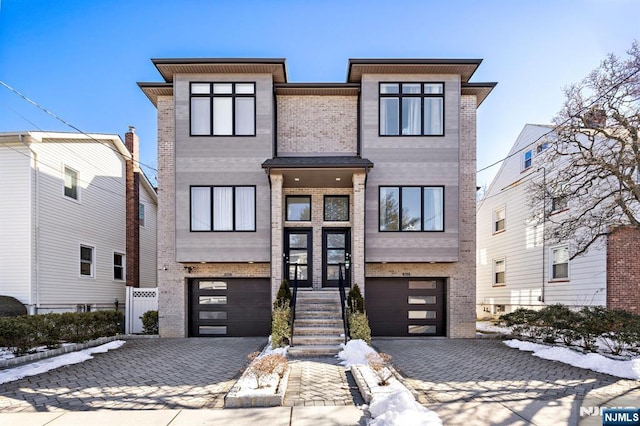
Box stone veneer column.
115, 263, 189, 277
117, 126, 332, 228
352, 173, 366, 291
270, 173, 283, 304
448, 95, 478, 338
156, 96, 187, 337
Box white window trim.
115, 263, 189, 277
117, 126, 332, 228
493, 257, 506, 286
80, 244, 95, 279
493, 206, 506, 234
522, 149, 533, 171
549, 244, 570, 281
63, 164, 81, 203
139, 202, 145, 228
113, 250, 126, 282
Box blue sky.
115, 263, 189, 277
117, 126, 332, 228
0, 0, 638, 186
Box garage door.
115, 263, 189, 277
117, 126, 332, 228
365, 278, 446, 336
189, 278, 271, 337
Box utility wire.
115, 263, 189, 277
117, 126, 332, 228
0, 80, 158, 176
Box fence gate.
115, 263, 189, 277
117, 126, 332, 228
125, 286, 158, 334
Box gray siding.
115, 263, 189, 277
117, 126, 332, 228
361, 74, 461, 262
174, 74, 272, 262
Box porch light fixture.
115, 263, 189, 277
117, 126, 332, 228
294, 177, 300, 181
335, 177, 341, 181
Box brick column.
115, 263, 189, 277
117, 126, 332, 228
352, 172, 366, 291
270, 173, 284, 304
125, 128, 140, 288
607, 226, 640, 315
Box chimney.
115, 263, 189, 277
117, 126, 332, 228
125, 127, 140, 288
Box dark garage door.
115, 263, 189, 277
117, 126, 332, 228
366, 278, 446, 336
189, 278, 271, 337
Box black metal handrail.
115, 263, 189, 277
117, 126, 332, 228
338, 263, 349, 344
289, 264, 298, 347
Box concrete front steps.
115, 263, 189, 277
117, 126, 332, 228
288, 290, 346, 357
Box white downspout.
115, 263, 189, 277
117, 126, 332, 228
20, 135, 40, 314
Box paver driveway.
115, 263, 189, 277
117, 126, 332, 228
0, 337, 264, 412
373, 338, 640, 426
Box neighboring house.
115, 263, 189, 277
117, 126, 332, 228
476, 124, 639, 318
0, 130, 157, 314
139, 57, 495, 338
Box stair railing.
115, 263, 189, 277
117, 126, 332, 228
289, 263, 299, 347
338, 263, 349, 344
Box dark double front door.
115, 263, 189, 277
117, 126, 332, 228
284, 228, 351, 288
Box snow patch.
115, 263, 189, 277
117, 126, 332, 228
504, 339, 640, 380
0, 340, 126, 385
337, 339, 377, 367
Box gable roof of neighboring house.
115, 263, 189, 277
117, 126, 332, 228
0, 131, 157, 203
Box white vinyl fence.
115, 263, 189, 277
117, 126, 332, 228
125, 286, 158, 334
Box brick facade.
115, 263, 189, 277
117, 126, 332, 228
124, 130, 140, 288
607, 226, 640, 315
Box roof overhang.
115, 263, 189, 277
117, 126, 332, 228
462, 82, 498, 107
274, 83, 359, 96
347, 58, 483, 83
151, 58, 288, 83
137, 82, 173, 106
262, 156, 373, 188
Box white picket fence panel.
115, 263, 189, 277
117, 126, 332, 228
125, 286, 158, 334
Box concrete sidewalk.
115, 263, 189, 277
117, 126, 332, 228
0, 406, 367, 426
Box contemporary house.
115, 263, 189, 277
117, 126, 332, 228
139, 57, 495, 338
0, 130, 157, 314
476, 124, 640, 317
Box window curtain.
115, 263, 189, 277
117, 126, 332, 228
213, 187, 233, 230
191, 98, 210, 135
424, 98, 443, 135
235, 98, 255, 135
380, 98, 399, 135
235, 187, 255, 230
191, 187, 211, 231
213, 97, 233, 135
423, 187, 443, 231
402, 84, 421, 135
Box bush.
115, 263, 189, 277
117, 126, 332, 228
246, 353, 288, 389
271, 305, 291, 348
366, 352, 393, 385
0, 317, 37, 356
0, 296, 27, 317
347, 283, 365, 314
349, 311, 371, 343
499, 308, 541, 339
140, 310, 159, 335
574, 306, 610, 352
273, 280, 292, 309
537, 304, 579, 345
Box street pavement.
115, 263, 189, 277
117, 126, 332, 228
0, 336, 638, 425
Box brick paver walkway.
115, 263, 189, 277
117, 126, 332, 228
283, 358, 363, 407
0, 338, 264, 412
374, 338, 640, 425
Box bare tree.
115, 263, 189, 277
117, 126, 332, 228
528, 41, 640, 258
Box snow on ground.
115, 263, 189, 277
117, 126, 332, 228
476, 321, 511, 334
337, 340, 442, 426
504, 339, 640, 380
0, 340, 125, 385
233, 338, 288, 396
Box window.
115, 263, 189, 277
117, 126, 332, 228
286, 196, 311, 221
379, 83, 444, 136
493, 258, 505, 285
551, 245, 569, 280
537, 142, 549, 153
64, 166, 79, 200
324, 196, 349, 221
139, 203, 145, 227
113, 253, 125, 281
494, 207, 506, 233
190, 186, 255, 231
551, 183, 568, 212
379, 186, 444, 232
190, 82, 255, 136
523, 150, 533, 170
80, 245, 94, 277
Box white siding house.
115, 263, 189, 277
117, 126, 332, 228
0, 131, 157, 314
476, 124, 607, 318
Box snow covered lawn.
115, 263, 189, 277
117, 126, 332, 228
0, 340, 125, 385
338, 340, 442, 426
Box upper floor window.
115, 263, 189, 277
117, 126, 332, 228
286, 196, 311, 221
324, 195, 349, 221
190, 82, 255, 136
536, 142, 549, 153
190, 186, 256, 231
523, 150, 533, 170
139, 202, 145, 227
379, 186, 444, 232
551, 245, 569, 280
80, 245, 94, 277
64, 166, 79, 200
494, 206, 506, 233
379, 83, 444, 136
493, 258, 506, 286
551, 183, 568, 213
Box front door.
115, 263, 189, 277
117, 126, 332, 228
284, 228, 312, 288
322, 228, 351, 288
